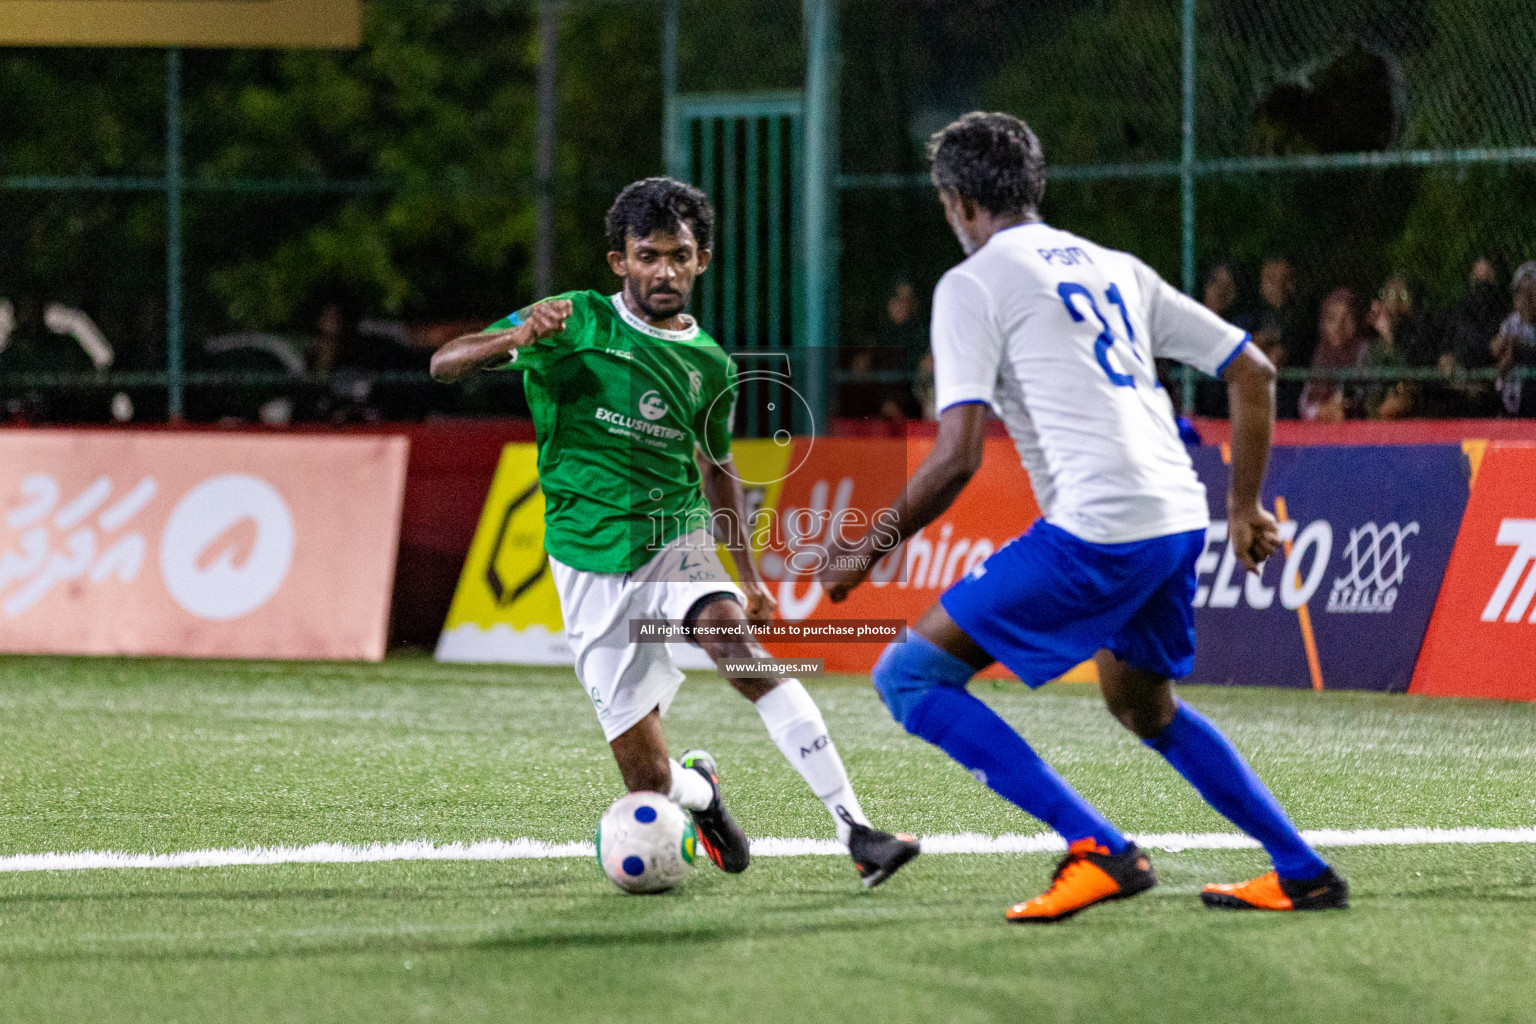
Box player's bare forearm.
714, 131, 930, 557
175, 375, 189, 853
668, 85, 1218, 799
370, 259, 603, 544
1223, 343, 1282, 572
429, 326, 527, 383
700, 456, 775, 621
819, 402, 988, 601
700, 458, 757, 583
429, 299, 572, 383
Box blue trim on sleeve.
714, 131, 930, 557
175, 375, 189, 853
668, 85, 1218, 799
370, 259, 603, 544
506, 311, 525, 326
938, 398, 993, 414
1215, 333, 1251, 377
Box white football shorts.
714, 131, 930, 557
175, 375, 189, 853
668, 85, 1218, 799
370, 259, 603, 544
550, 529, 745, 742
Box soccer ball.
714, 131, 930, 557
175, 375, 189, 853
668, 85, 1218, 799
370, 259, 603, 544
596, 791, 698, 894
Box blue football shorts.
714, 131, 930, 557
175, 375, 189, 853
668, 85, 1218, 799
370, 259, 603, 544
940, 519, 1206, 686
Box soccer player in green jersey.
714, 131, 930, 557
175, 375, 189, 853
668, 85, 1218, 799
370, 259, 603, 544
432, 177, 919, 886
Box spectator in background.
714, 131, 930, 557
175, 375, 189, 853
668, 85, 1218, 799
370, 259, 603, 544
838, 347, 884, 419
912, 351, 936, 421
0, 294, 107, 422
1365, 274, 1436, 419
1439, 257, 1504, 416
1193, 263, 1239, 417
880, 280, 926, 363
1300, 287, 1371, 422
878, 279, 926, 420
1493, 261, 1536, 417
307, 298, 430, 423
1249, 257, 1311, 418
1205, 263, 1239, 317
840, 279, 925, 422
309, 299, 380, 423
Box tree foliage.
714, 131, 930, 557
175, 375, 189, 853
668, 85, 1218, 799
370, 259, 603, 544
1, 0, 1532, 368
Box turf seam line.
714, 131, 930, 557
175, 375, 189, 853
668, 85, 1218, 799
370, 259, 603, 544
1, 827, 1533, 873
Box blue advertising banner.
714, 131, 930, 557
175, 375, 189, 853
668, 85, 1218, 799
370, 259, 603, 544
1187, 444, 1470, 692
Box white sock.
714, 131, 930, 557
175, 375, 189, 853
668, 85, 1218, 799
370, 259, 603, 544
755, 679, 869, 845
667, 758, 714, 811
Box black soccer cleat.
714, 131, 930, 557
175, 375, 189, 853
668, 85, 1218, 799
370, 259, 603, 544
845, 812, 921, 888
678, 749, 751, 874
1201, 865, 1349, 911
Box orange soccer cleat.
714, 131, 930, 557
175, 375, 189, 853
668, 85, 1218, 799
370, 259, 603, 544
1005, 839, 1156, 923
1201, 867, 1349, 911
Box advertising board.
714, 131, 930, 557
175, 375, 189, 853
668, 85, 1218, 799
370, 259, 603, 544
0, 431, 407, 660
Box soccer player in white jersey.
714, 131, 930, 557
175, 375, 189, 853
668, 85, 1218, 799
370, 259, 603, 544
433, 178, 919, 886
820, 113, 1348, 921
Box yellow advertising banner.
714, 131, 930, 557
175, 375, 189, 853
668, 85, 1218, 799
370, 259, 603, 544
436, 440, 794, 665
434, 436, 1097, 683
0, 1, 361, 49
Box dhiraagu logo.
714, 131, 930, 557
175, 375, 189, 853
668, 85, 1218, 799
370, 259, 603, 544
638, 390, 669, 421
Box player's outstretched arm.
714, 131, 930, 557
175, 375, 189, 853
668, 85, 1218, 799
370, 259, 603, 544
819, 401, 990, 602
700, 456, 776, 623
429, 299, 572, 383
1224, 343, 1282, 573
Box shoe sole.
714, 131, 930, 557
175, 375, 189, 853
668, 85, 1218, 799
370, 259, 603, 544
1200, 889, 1349, 911
858, 840, 920, 889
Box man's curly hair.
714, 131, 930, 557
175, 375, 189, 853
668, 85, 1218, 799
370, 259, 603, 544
605, 176, 715, 253
927, 112, 1047, 217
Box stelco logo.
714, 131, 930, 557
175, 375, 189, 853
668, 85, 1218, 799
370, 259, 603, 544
638, 390, 669, 421
1327, 521, 1418, 613
1194, 518, 1420, 614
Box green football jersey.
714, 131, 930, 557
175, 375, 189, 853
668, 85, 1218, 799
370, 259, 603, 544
487, 289, 738, 574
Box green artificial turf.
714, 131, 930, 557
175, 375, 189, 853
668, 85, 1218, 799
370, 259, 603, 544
0, 655, 1533, 1023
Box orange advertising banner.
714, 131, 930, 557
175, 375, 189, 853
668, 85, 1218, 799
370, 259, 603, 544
756, 437, 1047, 676
1410, 443, 1536, 700
0, 431, 407, 660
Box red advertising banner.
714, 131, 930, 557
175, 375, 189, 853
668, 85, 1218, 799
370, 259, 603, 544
1411, 443, 1536, 700
757, 437, 1044, 675
0, 431, 408, 660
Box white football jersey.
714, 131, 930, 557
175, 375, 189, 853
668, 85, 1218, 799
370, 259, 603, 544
930, 221, 1249, 545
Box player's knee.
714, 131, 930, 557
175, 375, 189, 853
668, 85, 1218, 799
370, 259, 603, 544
871, 635, 975, 732
1103, 682, 1176, 739
871, 644, 922, 728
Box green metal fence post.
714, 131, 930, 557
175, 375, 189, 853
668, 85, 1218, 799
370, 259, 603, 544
721, 117, 737, 349
165, 47, 185, 420
802, 0, 836, 434
767, 116, 784, 353
1179, 0, 1197, 415
699, 117, 716, 330
662, 0, 681, 179
534, 1, 558, 298
744, 118, 760, 347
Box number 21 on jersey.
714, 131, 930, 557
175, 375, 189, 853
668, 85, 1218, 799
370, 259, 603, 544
1057, 281, 1144, 388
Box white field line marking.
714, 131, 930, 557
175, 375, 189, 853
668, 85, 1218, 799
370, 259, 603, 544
0, 827, 1533, 875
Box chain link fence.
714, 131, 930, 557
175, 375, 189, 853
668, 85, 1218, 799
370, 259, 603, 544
3, 0, 1534, 427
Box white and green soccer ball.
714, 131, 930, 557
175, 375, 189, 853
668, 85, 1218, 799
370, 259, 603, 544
596, 791, 698, 894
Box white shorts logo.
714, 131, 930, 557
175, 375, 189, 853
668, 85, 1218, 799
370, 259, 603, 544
638, 390, 668, 421
159, 474, 295, 621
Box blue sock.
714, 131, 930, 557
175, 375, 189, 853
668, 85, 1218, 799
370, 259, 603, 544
906, 686, 1129, 854
1146, 702, 1328, 880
